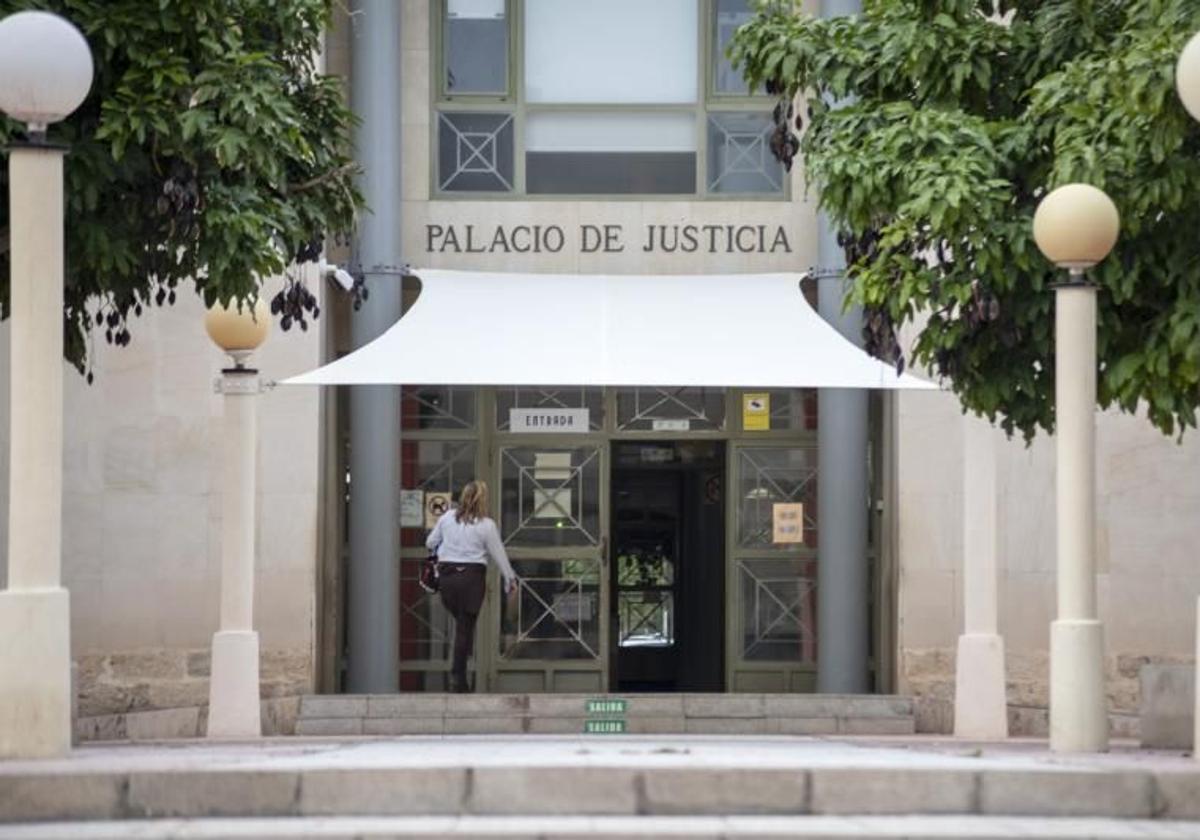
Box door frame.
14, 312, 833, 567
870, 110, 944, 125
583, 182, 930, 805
484, 433, 611, 693
341, 385, 892, 694
724, 438, 820, 693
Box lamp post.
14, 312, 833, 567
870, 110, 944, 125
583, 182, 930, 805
1033, 183, 1120, 753
204, 300, 269, 739
1174, 30, 1200, 763
0, 11, 94, 759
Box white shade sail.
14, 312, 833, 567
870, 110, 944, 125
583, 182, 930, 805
284, 269, 937, 390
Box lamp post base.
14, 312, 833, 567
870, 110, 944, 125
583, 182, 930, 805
954, 632, 1008, 740
206, 630, 262, 739
0, 588, 72, 758
1050, 618, 1108, 753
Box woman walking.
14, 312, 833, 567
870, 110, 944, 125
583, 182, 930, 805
426, 480, 516, 693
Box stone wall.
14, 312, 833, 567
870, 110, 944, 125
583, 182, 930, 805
73, 646, 309, 741
903, 647, 1194, 737
895, 378, 1200, 736
75, 646, 311, 719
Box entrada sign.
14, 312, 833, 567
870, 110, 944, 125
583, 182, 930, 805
510, 408, 589, 432
426, 223, 792, 255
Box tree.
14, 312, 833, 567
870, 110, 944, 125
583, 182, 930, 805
0, 0, 363, 377
730, 0, 1200, 438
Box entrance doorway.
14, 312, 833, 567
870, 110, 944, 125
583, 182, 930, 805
362, 385, 887, 697
610, 441, 725, 692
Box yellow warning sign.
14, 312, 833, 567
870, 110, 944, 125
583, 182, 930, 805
743, 392, 770, 431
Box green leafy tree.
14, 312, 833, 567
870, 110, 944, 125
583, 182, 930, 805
731, 0, 1200, 438
0, 0, 362, 377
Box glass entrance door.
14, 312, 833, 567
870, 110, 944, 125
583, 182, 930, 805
488, 443, 609, 692
726, 442, 819, 692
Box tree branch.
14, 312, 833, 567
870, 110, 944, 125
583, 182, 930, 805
290, 163, 357, 193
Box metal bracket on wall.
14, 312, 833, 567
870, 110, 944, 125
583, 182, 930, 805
213, 372, 267, 396
349, 263, 413, 279
807, 266, 845, 282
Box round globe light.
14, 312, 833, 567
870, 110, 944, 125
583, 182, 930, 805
0, 11, 94, 131
1032, 184, 1120, 270
1177, 30, 1200, 123
205, 298, 271, 355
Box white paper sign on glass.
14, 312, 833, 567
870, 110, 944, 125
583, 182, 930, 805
533, 452, 572, 481
772, 502, 804, 544
400, 489, 425, 528
534, 488, 572, 519
511, 407, 589, 433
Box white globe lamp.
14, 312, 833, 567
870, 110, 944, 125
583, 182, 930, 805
0, 11, 94, 133
1177, 30, 1200, 123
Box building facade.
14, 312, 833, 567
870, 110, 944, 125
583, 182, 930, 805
0, 0, 1196, 736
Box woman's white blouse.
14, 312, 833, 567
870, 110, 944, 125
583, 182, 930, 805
426, 511, 516, 584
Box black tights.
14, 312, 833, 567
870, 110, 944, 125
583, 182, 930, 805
438, 564, 486, 691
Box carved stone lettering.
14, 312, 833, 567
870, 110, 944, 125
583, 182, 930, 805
425, 224, 791, 255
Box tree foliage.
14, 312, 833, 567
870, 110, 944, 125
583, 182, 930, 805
731, 0, 1200, 438
0, 0, 362, 375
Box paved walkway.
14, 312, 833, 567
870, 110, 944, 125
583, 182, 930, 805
2, 733, 1195, 774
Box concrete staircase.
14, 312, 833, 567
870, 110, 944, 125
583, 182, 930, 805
294, 693, 917, 737
3, 736, 1200, 831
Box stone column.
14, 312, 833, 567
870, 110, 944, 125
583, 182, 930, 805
815, 0, 869, 696
953, 416, 1008, 739
345, 0, 404, 693
815, 259, 870, 694
206, 368, 263, 738
1050, 281, 1107, 752
0, 145, 72, 758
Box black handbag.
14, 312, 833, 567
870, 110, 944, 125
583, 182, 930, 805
419, 553, 440, 594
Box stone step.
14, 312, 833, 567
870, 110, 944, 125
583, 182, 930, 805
3, 815, 1200, 838
3, 760, 1198, 824
294, 693, 916, 737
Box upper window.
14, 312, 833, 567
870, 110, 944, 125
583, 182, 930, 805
524, 0, 698, 104
435, 0, 783, 199
443, 0, 509, 96
713, 0, 756, 95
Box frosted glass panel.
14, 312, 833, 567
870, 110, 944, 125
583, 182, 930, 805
707, 113, 783, 193
525, 0, 698, 103
526, 113, 696, 153
714, 0, 754, 94
445, 0, 507, 95
449, 0, 504, 17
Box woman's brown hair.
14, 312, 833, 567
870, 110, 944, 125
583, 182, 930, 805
455, 480, 489, 524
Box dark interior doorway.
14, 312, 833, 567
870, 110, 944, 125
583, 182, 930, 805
610, 441, 725, 692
